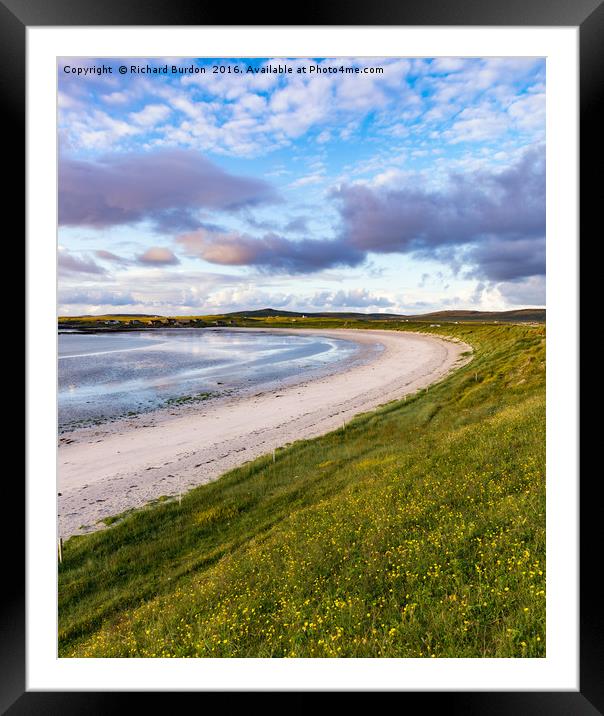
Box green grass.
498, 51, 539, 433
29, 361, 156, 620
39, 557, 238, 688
58, 321, 545, 658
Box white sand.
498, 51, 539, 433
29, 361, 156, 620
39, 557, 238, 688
57, 329, 471, 538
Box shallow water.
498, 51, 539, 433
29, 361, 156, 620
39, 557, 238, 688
58, 329, 367, 430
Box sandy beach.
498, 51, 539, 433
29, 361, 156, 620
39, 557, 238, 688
57, 328, 471, 538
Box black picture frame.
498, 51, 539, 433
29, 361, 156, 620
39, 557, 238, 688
7, 0, 594, 710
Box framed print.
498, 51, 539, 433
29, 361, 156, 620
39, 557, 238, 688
6, 0, 596, 709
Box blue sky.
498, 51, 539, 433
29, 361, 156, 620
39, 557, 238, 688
58, 57, 545, 315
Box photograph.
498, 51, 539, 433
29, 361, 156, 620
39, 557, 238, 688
0, 0, 595, 700
56, 55, 547, 659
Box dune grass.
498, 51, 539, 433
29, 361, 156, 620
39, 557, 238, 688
58, 321, 545, 658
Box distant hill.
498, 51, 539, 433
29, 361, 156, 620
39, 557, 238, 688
58, 307, 545, 324
407, 308, 546, 323
229, 308, 303, 318
226, 307, 545, 323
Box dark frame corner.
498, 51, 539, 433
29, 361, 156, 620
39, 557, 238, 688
8, 0, 597, 711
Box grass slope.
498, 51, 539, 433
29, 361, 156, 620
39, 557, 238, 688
58, 322, 545, 658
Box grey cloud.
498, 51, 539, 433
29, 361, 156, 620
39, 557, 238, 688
95, 249, 131, 265
59, 149, 279, 230
241, 213, 279, 232
332, 145, 545, 281
463, 236, 545, 282
59, 249, 107, 275
177, 146, 545, 280
176, 230, 365, 274
150, 209, 209, 232
75, 145, 545, 283
284, 216, 309, 233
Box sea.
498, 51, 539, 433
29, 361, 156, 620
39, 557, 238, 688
58, 328, 374, 431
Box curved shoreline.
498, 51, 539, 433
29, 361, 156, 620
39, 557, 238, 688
57, 329, 471, 538
58, 328, 380, 432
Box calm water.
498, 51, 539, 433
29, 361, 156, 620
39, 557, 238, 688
58, 329, 367, 430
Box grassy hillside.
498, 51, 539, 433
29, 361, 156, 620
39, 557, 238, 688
58, 321, 545, 658
58, 306, 545, 327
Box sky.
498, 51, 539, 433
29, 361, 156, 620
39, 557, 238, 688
58, 57, 545, 316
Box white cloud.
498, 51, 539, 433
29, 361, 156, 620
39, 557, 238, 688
129, 104, 172, 127
289, 173, 326, 188
310, 288, 394, 308
508, 92, 546, 134
442, 104, 509, 144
